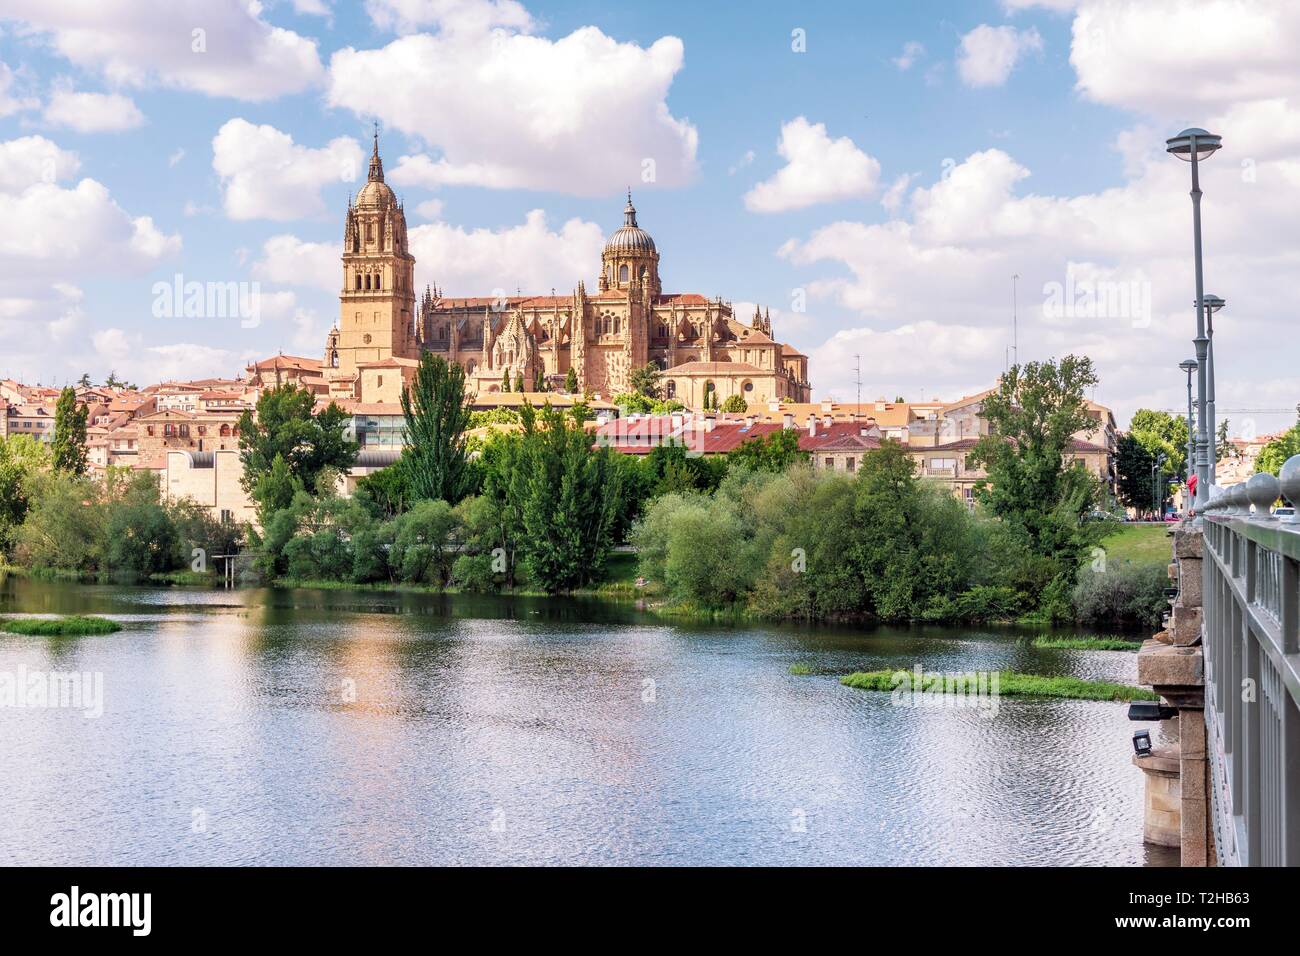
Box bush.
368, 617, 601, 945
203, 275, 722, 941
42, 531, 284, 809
1071, 563, 1168, 629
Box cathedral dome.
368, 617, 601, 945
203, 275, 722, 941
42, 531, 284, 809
604, 191, 656, 256
355, 128, 396, 208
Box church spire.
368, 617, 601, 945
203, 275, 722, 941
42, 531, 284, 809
623, 187, 637, 227
368, 122, 384, 182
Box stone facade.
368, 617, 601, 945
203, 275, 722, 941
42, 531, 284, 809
321, 139, 811, 409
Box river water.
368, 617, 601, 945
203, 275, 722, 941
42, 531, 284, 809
0, 574, 1177, 866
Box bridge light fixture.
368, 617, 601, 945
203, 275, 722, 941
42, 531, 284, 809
1132, 729, 1153, 757
1166, 128, 1222, 162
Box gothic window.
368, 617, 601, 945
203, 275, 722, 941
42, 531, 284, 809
619, 264, 629, 284
613, 317, 620, 335
355, 274, 362, 290
375, 273, 382, 291
364, 273, 371, 290
330, 351, 338, 368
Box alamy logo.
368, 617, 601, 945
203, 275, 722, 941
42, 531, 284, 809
0, 666, 102, 718
152, 273, 261, 328
50, 886, 151, 936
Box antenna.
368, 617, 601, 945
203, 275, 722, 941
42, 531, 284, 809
855, 353, 862, 419
1011, 273, 1020, 368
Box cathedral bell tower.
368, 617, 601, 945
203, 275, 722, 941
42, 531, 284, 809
333, 128, 416, 382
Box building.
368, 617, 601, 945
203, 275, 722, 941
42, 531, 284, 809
320, 133, 811, 409
594, 413, 881, 473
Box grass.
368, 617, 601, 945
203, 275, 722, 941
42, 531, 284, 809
1032, 635, 1143, 651
788, 662, 814, 675
840, 669, 1157, 702
0, 615, 123, 636
1100, 523, 1172, 568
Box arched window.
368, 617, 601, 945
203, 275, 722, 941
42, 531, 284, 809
364, 273, 371, 290
618, 264, 629, 284
613, 318, 620, 335
355, 274, 362, 290
375, 273, 382, 291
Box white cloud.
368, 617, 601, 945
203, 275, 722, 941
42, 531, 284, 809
365, 0, 534, 34
0, 135, 80, 191
779, 133, 1300, 428
43, 83, 145, 132
407, 209, 604, 295
415, 197, 444, 220
328, 21, 697, 195
744, 117, 880, 213
252, 234, 338, 292
0, 0, 325, 101
727, 149, 755, 176
212, 119, 363, 221
0, 61, 39, 116
893, 41, 925, 71
168, 148, 185, 167
957, 24, 1043, 88
92, 329, 239, 384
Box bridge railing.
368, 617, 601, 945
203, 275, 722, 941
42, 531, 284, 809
1201, 477, 1300, 865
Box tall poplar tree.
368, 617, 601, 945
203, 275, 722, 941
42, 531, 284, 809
400, 352, 473, 503
51, 386, 88, 476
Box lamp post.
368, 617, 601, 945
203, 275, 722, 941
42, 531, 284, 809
1167, 127, 1222, 513
1201, 294, 1225, 482
1180, 358, 1198, 515
1152, 452, 1167, 520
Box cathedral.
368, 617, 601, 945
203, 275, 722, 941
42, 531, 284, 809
323, 134, 811, 409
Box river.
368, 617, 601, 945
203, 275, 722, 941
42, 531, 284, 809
0, 574, 1177, 866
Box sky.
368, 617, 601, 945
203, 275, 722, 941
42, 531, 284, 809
0, 0, 1297, 435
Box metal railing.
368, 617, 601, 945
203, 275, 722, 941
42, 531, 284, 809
1200, 475, 1300, 865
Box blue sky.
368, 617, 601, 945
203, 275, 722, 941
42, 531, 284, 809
1, 0, 1297, 435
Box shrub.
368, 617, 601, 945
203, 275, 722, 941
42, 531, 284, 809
1071, 563, 1168, 629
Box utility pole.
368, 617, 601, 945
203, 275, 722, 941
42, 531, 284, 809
854, 353, 861, 421
1012, 273, 1020, 368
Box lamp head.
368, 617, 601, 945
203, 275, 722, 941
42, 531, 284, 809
1200, 294, 1226, 313
1179, 358, 1198, 373
1166, 128, 1222, 161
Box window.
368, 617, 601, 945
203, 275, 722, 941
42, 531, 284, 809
846, 457, 856, 473
365, 273, 371, 290
355, 274, 362, 290
375, 274, 382, 290
824, 457, 834, 469
377, 375, 383, 388
618, 264, 629, 284
220, 509, 232, 524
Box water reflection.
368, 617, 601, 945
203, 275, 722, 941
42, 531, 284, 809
0, 575, 1177, 866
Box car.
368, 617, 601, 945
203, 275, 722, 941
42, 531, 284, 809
1275, 506, 1296, 518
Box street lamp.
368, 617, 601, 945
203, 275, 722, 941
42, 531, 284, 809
1152, 452, 1167, 521
1179, 358, 1198, 515
1167, 127, 1222, 514
1200, 294, 1225, 480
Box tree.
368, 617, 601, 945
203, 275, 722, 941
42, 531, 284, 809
729, 429, 807, 472
969, 357, 1105, 606
514, 371, 525, 394
612, 392, 654, 414
564, 366, 579, 393
721, 394, 748, 413
0, 435, 51, 557
105, 370, 123, 389
1129, 408, 1188, 480
1256, 419, 1300, 475
629, 363, 662, 399
237, 384, 357, 518
1216, 419, 1231, 462
400, 352, 473, 504
389, 498, 461, 584
77, 373, 92, 387
533, 369, 547, 392
51, 386, 88, 476
1115, 432, 1157, 515
501, 368, 511, 392
515, 403, 624, 593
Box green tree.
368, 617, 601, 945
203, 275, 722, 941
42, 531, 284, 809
51, 386, 88, 476
105, 370, 123, 389
502, 368, 511, 392
390, 498, 461, 584
721, 394, 748, 413
515, 403, 624, 593
1129, 408, 1189, 479
629, 363, 662, 399
564, 366, 579, 393
103, 471, 178, 577
729, 428, 807, 472
533, 369, 547, 392
969, 357, 1105, 607
0, 435, 51, 557
1216, 419, 1230, 462
1256, 419, 1300, 476
1115, 432, 1157, 515
612, 392, 654, 414
400, 352, 473, 504
237, 384, 357, 518
77, 373, 92, 387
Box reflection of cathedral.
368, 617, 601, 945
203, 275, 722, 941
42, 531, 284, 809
324, 135, 811, 408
